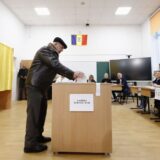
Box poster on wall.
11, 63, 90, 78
69, 94, 94, 111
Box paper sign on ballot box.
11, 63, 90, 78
69, 94, 94, 111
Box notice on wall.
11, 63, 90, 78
69, 94, 94, 111
155, 87, 160, 100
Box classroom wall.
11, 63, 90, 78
24, 25, 142, 61
21, 25, 143, 86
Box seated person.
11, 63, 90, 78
101, 73, 111, 83
112, 72, 129, 102
153, 71, 160, 84
138, 96, 147, 109
137, 72, 160, 110
152, 71, 160, 116
87, 74, 96, 83
138, 72, 159, 109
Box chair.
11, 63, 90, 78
117, 88, 134, 104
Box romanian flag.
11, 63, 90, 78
71, 34, 88, 46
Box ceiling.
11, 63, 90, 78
1, 0, 160, 26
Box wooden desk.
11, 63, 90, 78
130, 86, 155, 114
140, 86, 155, 113
130, 86, 155, 97
141, 86, 155, 97
111, 84, 122, 91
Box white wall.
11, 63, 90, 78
0, 1, 26, 58
24, 25, 142, 61
62, 61, 97, 82
0, 1, 26, 100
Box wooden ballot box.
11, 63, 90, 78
52, 83, 112, 154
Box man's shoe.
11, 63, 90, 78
37, 136, 51, 143
24, 144, 47, 153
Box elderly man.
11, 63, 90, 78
24, 37, 84, 153
112, 72, 129, 102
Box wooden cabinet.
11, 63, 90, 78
0, 90, 11, 110
20, 60, 32, 69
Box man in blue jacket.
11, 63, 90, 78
112, 72, 129, 102
24, 37, 84, 153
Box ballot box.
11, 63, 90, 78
52, 83, 112, 154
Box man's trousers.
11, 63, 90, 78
25, 85, 47, 147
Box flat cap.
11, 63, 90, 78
53, 37, 67, 49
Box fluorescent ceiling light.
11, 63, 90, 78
115, 7, 132, 15
34, 7, 50, 16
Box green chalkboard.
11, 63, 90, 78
96, 62, 110, 82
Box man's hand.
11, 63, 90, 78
73, 71, 84, 80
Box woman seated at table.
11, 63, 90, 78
87, 74, 96, 83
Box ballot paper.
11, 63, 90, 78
76, 75, 87, 83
